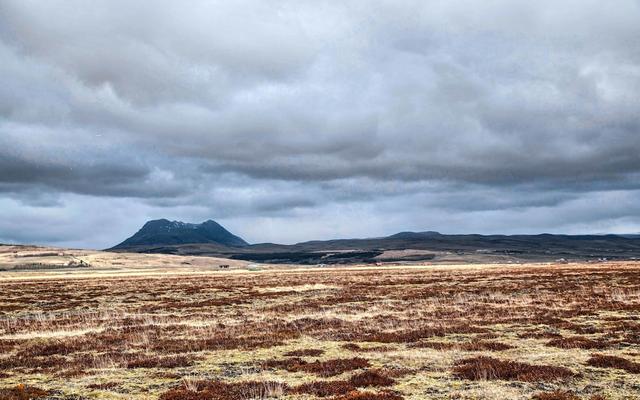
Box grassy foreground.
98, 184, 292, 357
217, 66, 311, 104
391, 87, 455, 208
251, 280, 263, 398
1, 262, 639, 399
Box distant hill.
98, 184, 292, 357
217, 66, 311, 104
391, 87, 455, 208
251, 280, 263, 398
387, 231, 442, 239
110, 219, 248, 250
110, 225, 640, 264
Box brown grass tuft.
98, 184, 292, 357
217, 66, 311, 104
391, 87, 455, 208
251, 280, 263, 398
332, 390, 404, 400
284, 348, 324, 357
263, 357, 370, 377
293, 381, 355, 397
341, 343, 392, 352
586, 354, 640, 373
349, 370, 395, 387
126, 354, 196, 369
531, 391, 580, 400
453, 356, 575, 382
0, 385, 49, 400
159, 380, 288, 400
412, 340, 514, 351
546, 336, 609, 350
531, 392, 607, 400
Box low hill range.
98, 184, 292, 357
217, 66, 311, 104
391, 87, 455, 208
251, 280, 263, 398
110, 219, 640, 265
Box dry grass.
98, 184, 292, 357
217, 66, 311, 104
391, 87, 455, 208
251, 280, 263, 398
1, 261, 639, 399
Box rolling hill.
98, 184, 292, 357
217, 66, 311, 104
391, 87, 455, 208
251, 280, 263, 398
110, 221, 640, 264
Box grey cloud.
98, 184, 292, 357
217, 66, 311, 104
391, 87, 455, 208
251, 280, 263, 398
1, 0, 640, 247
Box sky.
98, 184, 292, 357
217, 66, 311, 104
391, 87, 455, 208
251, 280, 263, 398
1, 0, 640, 249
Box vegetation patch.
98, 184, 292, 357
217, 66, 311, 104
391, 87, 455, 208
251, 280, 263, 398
263, 357, 371, 377
586, 354, 640, 373
0, 385, 49, 400
284, 348, 325, 357
342, 343, 393, 352
453, 356, 575, 382
332, 390, 404, 400
546, 336, 610, 350
293, 381, 356, 397
349, 370, 395, 387
159, 380, 288, 400
532, 391, 606, 400
412, 339, 514, 351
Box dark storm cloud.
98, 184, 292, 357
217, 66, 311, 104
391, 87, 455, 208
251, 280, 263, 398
1, 0, 640, 248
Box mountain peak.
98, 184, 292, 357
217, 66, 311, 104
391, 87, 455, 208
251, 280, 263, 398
110, 219, 248, 249
388, 231, 441, 239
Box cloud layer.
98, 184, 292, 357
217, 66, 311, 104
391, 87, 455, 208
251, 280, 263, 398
1, 0, 640, 248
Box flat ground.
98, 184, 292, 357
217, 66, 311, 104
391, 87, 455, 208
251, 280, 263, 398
0, 261, 639, 400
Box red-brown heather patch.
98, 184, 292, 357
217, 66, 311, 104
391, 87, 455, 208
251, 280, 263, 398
159, 380, 288, 400
342, 343, 393, 352
126, 354, 197, 369
284, 348, 325, 357
518, 330, 564, 339
412, 339, 514, 351
453, 356, 575, 382
460, 340, 515, 351
586, 354, 640, 373
546, 336, 610, 350
0, 385, 49, 400
263, 357, 371, 377
531, 391, 581, 400
531, 392, 606, 400
349, 370, 395, 387
331, 324, 488, 344
293, 380, 356, 397
332, 390, 405, 400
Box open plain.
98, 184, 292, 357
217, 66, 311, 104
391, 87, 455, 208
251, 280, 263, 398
1, 258, 639, 400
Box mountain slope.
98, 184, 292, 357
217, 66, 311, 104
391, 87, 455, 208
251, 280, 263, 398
110, 219, 248, 250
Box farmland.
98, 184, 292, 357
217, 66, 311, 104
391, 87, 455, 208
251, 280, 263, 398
1, 261, 639, 399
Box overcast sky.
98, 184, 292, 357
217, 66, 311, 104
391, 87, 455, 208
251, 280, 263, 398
1, 0, 640, 249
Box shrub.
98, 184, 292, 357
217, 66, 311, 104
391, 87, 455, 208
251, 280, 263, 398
342, 343, 392, 352
159, 380, 288, 400
0, 385, 49, 400
126, 354, 195, 369
532, 391, 580, 400
586, 354, 640, 373
547, 337, 609, 350
349, 370, 395, 387
333, 390, 404, 400
531, 392, 607, 400
453, 356, 575, 382
293, 380, 355, 396
263, 357, 370, 377
284, 349, 324, 357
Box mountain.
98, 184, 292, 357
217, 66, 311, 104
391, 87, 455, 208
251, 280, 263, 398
110, 219, 248, 250
110, 226, 640, 264
387, 231, 442, 239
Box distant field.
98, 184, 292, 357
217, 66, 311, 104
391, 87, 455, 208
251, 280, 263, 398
1, 262, 639, 399
0, 245, 251, 276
